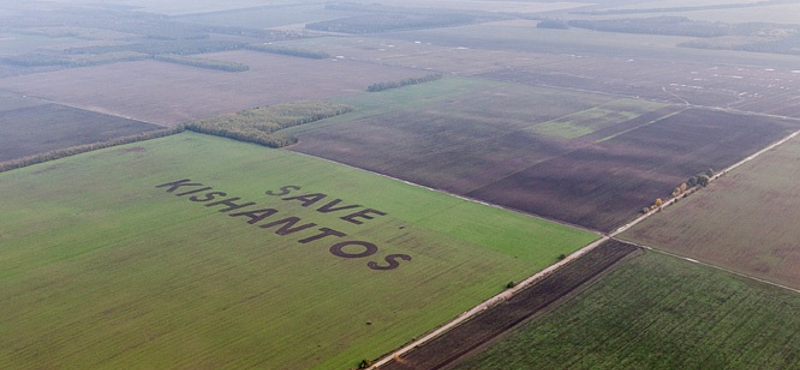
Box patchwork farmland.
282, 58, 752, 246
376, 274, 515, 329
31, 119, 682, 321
289, 79, 799, 231
622, 135, 800, 290
0, 133, 597, 370
2, 1, 800, 369
0, 51, 429, 125
380, 239, 641, 370
448, 251, 800, 370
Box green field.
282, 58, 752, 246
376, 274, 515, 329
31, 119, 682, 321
452, 251, 800, 370
529, 98, 666, 139
0, 132, 597, 370
621, 135, 800, 290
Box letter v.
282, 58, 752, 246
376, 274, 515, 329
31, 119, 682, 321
316, 199, 362, 213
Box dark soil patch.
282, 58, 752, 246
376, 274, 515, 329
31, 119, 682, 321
0, 103, 159, 162
378, 239, 640, 370
467, 108, 798, 231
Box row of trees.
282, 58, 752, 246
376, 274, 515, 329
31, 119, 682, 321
688, 168, 715, 188
574, 0, 790, 16
186, 101, 354, 148
245, 44, 330, 59
306, 13, 476, 34
568, 17, 731, 38
367, 73, 443, 92
0, 126, 185, 173
642, 168, 715, 214
537, 19, 569, 29
564, 15, 800, 57
65, 39, 245, 56
153, 54, 249, 72
184, 125, 297, 148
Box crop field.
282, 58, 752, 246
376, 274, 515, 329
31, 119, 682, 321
290, 78, 797, 231
622, 135, 800, 290
0, 51, 428, 124
450, 251, 800, 370
0, 95, 160, 162
0, 132, 597, 370
381, 239, 640, 370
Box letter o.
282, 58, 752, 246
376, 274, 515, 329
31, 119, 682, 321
330, 241, 378, 259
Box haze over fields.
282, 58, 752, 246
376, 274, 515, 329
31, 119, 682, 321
1, 0, 800, 369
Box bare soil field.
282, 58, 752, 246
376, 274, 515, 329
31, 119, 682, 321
0, 100, 159, 161
378, 239, 640, 370
0, 51, 428, 125
622, 135, 800, 289
276, 36, 555, 75
482, 59, 800, 117
293, 78, 796, 232
468, 108, 798, 231
389, 23, 800, 70
290, 81, 663, 193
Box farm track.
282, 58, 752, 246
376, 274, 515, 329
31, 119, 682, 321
362, 101, 800, 369
372, 239, 638, 370
611, 128, 800, 237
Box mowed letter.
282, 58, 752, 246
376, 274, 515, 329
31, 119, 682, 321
0, 132, 597, 370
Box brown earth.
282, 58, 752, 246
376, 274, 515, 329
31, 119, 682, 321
0, 51, 429, 125
0, 103, 159, 162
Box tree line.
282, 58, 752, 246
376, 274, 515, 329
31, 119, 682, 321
568, 17, 731, 38
564, 16, 800, 56
367, 73, 443, 92
245, 44, 330, 59
0, 126, 185, 173
185, 101, 354, 148
153, 54, 249, 72
643, 168, 715, 213
306, 13, 477, 34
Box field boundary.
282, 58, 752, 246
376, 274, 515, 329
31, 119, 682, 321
621, 239, 800, 295
367, 236, 610, 369
0, 125, 185, 173
289, 150, 604, 235
372, 239, 638, 370
611, 128, 800, 237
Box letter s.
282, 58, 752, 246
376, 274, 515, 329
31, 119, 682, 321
265, 185, 301, 197
368, 254, 412, 271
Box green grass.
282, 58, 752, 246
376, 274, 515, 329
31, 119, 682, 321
0, 132, 597, 370
279, 77, 501, 136
530, 98, 667, 139
453, 251, 800, 370
621, 134, 800, 290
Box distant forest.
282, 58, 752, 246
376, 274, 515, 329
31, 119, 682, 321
0, 7, 304, 72
567, 17, 800, 56
306, 13, 478, 34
